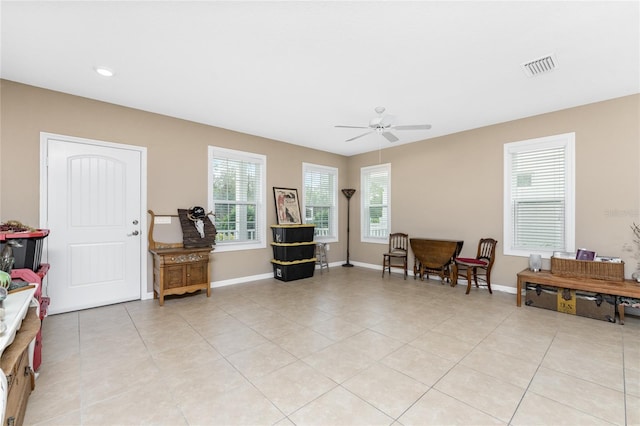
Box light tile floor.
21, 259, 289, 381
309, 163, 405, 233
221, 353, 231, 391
24, 267, 640, 425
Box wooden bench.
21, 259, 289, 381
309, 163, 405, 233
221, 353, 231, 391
516, 269, 640, 324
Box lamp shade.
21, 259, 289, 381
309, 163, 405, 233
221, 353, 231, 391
341, 189, 356, 199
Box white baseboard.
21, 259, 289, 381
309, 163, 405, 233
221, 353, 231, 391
350, 260, 517, 294
141, 271, 273, 300
211, 272, 273, 288
141, 261, 517, 300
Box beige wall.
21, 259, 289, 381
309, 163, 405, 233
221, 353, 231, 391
0, 80, 349, 289
1, 79, 638, 292
347, 94, 640, 286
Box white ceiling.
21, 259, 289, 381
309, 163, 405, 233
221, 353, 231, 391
1, 1, 638, 156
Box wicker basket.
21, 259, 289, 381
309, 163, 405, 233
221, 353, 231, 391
550, 257, 625, 282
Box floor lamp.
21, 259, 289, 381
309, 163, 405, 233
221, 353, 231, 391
341, 189, 356, 267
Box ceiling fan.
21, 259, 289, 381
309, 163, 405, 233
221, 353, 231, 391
335, 106, 431, 143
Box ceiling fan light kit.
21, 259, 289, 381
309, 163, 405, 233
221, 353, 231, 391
336, 106, 431, 143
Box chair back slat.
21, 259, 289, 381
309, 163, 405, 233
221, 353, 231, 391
389, 233, 409, 252
477, 238, 498, 265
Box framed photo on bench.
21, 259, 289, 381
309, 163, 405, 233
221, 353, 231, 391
576, 248, 596, 261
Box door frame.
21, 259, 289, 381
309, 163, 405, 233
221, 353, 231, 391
39, 132, 151, 302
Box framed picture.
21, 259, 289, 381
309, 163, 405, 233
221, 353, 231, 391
576, 248, 596, 261
273, 187, 302, 225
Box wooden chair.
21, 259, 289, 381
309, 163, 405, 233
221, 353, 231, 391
454, 238, 497, 294
382, 233, 409, 280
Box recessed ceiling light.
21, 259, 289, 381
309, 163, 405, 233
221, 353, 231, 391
94, 66, 114, 77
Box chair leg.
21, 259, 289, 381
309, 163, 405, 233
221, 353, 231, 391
465, 267, 472, 295
382, 256, 386, 277
451, 263, 458, 287
404, 258, 408, 280
486, 270, 493, 294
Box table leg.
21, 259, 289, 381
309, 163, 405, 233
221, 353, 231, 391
451, 263, 458, 287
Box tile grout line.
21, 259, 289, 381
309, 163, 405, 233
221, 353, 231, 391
505, 312, 559, 425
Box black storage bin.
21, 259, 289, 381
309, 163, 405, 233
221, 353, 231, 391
271, 242, 316, 262
0, 229, 49, 271
272, 258, 316, 282
271, 225, 315, 243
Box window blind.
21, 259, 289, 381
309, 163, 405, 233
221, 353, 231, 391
511, 146, 566, 251
361, 164, 390, 241
302, 163, 337, 239
210, 148, 264, 245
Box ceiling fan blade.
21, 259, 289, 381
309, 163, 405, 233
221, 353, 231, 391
335, 125, 370, 129
382, 132, 399, 143
393, 124, 432, 131
346, 131, 374, 142
379, 114, 396, 128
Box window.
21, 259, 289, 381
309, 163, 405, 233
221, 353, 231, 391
503, 133, 575, 257
302, 163, 338, 241
361, 163, 391, 243
208, 146, 266, 252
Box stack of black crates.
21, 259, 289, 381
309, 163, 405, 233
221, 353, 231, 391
271, 224, 316, 281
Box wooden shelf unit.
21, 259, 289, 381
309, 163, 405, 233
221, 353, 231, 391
1, 308, 39, 426
1, 284, 39, 426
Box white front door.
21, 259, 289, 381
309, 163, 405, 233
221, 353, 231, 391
41, 133, 146, 314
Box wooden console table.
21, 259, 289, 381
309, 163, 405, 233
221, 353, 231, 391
150, 247, 212, 306
516, 269, 640, 322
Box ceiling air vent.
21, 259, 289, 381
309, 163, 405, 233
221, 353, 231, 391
522, 54, 558, 77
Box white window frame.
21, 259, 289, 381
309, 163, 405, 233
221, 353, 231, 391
302, 163, 338, 242
208, 146, 267, 252
361, 163, 391, 244
503, 132, 575, 258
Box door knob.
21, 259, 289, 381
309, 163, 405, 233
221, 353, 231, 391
128, 230, 140, 236
132, 220, 139, 225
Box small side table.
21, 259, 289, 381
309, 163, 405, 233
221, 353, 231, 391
149, 247, 212, 306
